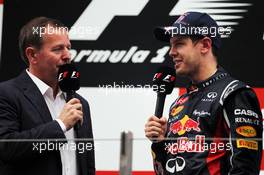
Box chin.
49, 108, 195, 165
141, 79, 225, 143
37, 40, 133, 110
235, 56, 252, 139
175, 68, 182, 75
176, 69, 188, 77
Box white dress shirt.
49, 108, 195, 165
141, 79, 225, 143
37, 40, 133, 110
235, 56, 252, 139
27, 70, 77, 175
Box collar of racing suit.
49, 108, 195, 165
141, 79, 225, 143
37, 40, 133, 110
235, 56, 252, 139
187, 66, 229, 93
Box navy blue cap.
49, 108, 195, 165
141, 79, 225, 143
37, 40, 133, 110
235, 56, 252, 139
154, 12, 221, 49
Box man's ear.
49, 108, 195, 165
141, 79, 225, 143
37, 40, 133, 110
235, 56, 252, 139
200, 37, 212, 54
25, 47, 38, 65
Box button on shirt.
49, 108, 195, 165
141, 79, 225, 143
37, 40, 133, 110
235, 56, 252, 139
27, 70, 77, 175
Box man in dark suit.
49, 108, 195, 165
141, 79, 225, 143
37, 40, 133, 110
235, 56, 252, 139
0, 17, 95, 175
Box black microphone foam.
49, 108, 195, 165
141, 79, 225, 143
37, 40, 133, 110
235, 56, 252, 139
152, 66, 176, 94
152, 66, 176, 118
58, 63, 80, 93
57, 63, 81, 130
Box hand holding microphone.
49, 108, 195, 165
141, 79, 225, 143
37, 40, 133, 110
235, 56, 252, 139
144, 66, 176, 141
59, 98, 83, 131
145, 115, 167, 142
57, 63, 82, 131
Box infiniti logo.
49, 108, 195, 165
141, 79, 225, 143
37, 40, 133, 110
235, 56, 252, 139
207, 92, 218, 99
166, 156, 186, 173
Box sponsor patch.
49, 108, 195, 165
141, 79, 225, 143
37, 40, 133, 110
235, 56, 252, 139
207, 92, 218, 99
165, 135, 205, 154
166, 156, 186, 173
170, 115, 200, 136
223, 84, 238, 100
170, 106, 184, 116
176, 97, 189, 105
236, 126, 256, 137
235, 117, 259, 125
234, 109, 259, 118
201, 92, 218, 102
192, 109, 211, 117
236, 139, 258, 150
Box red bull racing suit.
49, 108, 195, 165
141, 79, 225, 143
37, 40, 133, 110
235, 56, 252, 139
151, 67, 263, 175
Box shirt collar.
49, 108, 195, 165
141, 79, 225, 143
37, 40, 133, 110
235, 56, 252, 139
26, 69, 64, 98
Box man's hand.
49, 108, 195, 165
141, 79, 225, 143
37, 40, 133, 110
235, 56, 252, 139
59, 98, 83, 130
144, 116, 167, 142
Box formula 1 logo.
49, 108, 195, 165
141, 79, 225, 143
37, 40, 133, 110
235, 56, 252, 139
69, 0, 149, 40
153, 73, 175, 83
163, 74, 176, 83
69, 0, 251, 40
58, 71, 80, 81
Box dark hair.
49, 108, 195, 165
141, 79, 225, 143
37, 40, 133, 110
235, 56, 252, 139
18, 17, 67, 65
189, 35, 219, 58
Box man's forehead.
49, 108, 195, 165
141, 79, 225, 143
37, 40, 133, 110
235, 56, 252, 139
41, 26, 69, 38
41, 30, 70, 46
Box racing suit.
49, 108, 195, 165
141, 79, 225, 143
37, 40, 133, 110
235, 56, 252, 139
151, 67, 263, 175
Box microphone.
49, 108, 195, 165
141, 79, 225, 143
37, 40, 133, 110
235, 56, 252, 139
57, 63, 81, 130
152, 66, 176, 118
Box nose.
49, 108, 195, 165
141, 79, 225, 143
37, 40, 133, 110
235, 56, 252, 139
169, 45, 178, 59
61, 48, 71, 63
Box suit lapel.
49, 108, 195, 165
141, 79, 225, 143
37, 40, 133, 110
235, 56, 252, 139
16, 71, 53, 123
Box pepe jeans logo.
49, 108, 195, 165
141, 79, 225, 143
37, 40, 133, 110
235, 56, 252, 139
193, 110, 211, 117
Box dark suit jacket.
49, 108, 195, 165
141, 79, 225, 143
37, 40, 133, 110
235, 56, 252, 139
0, 71, 95, 175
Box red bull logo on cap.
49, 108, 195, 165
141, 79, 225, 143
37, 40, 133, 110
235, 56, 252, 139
170, 115, 201, 136
175, 12, 189, 25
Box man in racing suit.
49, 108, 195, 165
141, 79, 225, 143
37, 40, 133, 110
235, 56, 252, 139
144, 12, 263, 175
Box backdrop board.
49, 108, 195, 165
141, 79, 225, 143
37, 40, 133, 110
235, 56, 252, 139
0, 0, 263, 174
0, 0, 264, 87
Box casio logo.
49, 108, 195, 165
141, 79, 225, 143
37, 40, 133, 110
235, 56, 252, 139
234, 109, 259, 118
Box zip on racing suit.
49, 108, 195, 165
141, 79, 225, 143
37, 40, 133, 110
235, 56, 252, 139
151, 67, 263, 175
